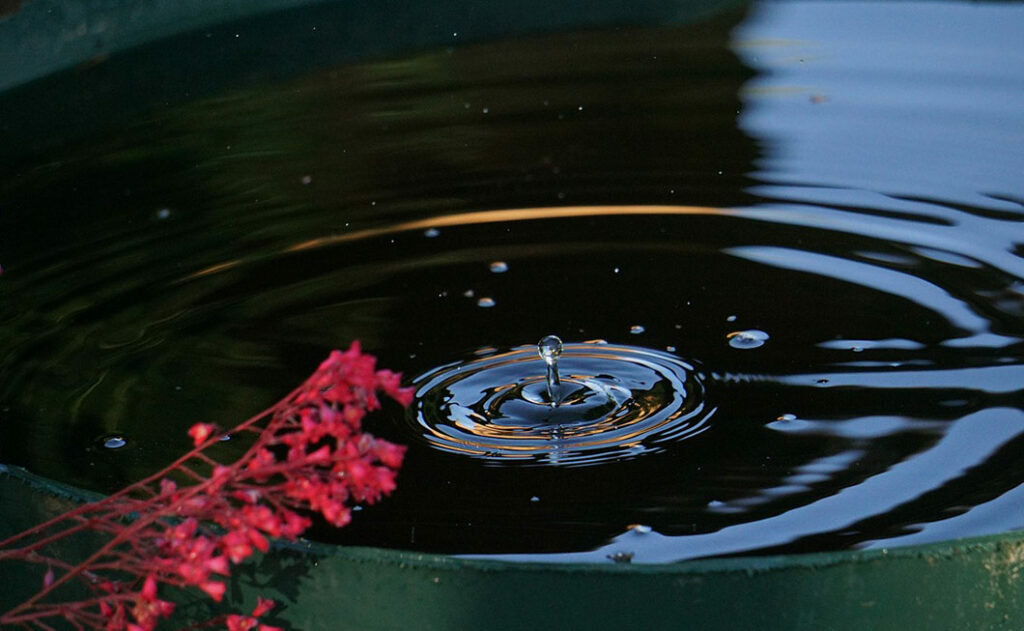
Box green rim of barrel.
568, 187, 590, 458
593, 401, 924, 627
3, 464, 1024, 630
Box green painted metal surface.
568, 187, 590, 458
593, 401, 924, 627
4, 465, 1024, 630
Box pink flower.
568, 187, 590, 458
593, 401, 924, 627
1, 342, 411, 631
200, 581, 226, 602
187, 423, 218, 446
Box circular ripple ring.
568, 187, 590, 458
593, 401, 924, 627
407, 342, 714, 466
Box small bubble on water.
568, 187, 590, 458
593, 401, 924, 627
630, 325, 645, 335
102, 435, 127, 449
489, 261, 508, 273
300, 175, 312, 185
155, 208, 172, 220
613, 267, 620, 274
727, 329, 769, 349
607, 552, 634, 564
530, 496, 540, 503
482, 107, 489, 114
477, 297, 496, 308
424, 228, 441, 238
726, 315, 737, 322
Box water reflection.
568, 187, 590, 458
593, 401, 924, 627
0, 1, 1022, 561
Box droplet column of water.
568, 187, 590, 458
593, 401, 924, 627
537, 335, 563, 406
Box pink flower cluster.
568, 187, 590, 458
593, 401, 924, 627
0, 342, 412, 630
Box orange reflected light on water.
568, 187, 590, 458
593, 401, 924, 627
185, 205, 733, 280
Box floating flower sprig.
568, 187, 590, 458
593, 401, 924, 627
0, 342, 412, 630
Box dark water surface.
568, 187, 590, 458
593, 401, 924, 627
1, 1, 1023, 562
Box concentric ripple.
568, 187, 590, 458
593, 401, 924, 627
407, 342, 713, 466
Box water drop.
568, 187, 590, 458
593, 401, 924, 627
424, 228, 441, 238
477, 297, 496, 308
777, 413, 797, 422
101, 435, 127, 449
530, 496, 540, 503
666, 346, 676, 352
463, 289, 475, 298
538, 335, 563, 406
489, 261, 509, 273
300, 175, 312, 185
727, 329, 769, 349
628, 524, 652, 534
155, 208, 172, 220
630, 325, 645, 335
726, 315, 737, 323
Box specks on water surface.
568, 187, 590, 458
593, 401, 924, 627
606, 552, 634, 564
100, 435, 127, 449
727, 329, 769, 349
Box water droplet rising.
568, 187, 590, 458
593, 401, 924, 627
155, 208, 172, 220
424, 228, 441, 238
538, 335, 563, 363
101, 435, 127, 449
628, 524, 652, 534
538, 335, 563, 406
629, 325, 645, 335
727, 329, 769, 349
462, 289, 475, 298
666, 346, 676, 352
777, 413, 798, 422
219, 434, 232, 442
489, 261, 509, 273
726, 315, 737, 322
477, 297, 495, 308
530, 496, 540, 503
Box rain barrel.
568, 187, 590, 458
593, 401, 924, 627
2, 1, 1024, 629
